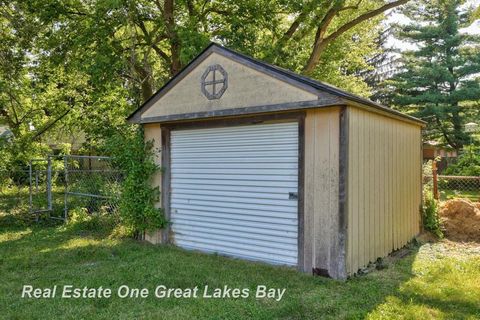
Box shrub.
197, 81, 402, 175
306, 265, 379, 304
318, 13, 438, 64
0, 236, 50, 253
422, 160, 443, 237
105, 126, 166, 238
68, 207, 119, 234
444, 145, 480, 176
422, 189, 442, 237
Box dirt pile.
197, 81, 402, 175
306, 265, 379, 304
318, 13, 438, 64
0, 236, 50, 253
439, 199, 480, 242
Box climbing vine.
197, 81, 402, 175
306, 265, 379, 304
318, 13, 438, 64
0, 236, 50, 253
105, 126, 166, 237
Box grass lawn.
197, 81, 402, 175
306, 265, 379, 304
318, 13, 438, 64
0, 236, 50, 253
440, 189, 480, 202
0, 214, 479, 319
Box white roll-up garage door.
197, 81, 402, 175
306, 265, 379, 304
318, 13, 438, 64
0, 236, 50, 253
170, 122, 299, 266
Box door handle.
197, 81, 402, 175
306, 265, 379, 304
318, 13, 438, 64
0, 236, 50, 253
289, 192, 298, 200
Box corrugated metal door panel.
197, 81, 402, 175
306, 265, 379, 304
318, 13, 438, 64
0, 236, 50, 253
170, 122, 299, 266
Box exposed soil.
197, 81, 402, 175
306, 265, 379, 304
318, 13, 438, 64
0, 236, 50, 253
416, 231, 439, 243
439, 199, 480, 243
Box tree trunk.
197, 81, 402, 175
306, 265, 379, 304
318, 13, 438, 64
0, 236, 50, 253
435, 114, 457, 150
451, 105, 464, 150
133, 63, 154, 102
164, 0, 182, 76
170, 41, 182, 76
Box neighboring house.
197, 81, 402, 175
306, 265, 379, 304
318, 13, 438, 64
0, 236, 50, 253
423, 141, 458, 173
423, 140, 458, 160
127, 43, 424, 279
0, 124, 85, 153
43, 130, 86, 153
423, 140, 458, 173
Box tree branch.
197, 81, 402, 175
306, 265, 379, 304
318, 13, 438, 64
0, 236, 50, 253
151, 44, 171, 62
201, 7, 230, 17
303, 0, 409, 73
153, 0, 165, 15
135, 20, 170, 63
274, 0, 321, 48
164, 0, 181, 76
338, 0, 363, 12
278, 11, 309, 45
325, 0, 408, 44
186, 0, 195, 17
302, 4, 342, 72
316, 6, 341, 41
18, 108, 45, 124
61, 9, 87, 16
31, 108, 72, 141
132, 59, 154, 101
269, 2, 336, 63
6, 91, 20, 125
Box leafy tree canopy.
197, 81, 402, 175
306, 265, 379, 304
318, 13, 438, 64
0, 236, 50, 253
0, 0, 408, 166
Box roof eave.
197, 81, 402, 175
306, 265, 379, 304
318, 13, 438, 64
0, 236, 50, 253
342, 98, 426, 127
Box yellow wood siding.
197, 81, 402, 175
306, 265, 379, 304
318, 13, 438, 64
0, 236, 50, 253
140, 52, 317, 120
304, 107, 341, 277
143, 124, 164, 244
346, 107, 422, 275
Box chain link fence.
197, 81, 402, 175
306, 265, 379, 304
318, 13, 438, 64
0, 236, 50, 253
0, 155, 122, 222
0, 169, 31, 216
424, 160, 480, 202
64, 155, 122, 219
28, 158, 53, 220
437, 175, 480, 201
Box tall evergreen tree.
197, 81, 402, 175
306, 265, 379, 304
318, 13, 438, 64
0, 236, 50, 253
360, 25, 402, 104
391, 0, 480, 150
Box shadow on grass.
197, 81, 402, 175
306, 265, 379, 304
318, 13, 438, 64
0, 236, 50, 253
0, 187, 29, 208
1, 210, 478, 319
0, 220, 413, 319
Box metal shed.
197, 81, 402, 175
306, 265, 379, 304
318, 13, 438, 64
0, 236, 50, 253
128, 43, 425, 279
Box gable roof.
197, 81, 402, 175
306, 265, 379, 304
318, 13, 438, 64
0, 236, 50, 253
127, 43, 425, 125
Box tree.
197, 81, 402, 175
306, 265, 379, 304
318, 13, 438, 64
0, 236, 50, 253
390, 0, 480, 150
0, 0, 410, 169
0, 0, 134, 162
5, 0, 410, 101
473, 5, 480, 21
295, 0, 408, 73
358, 25, 402, 104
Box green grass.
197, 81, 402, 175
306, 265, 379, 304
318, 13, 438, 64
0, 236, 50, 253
440, 189, 480, 202
1, 214, 479, 319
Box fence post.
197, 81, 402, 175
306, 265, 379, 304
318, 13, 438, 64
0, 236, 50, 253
28, 161, 33, 220
47, 156, 52, 211
35, 171, 38, 193
63, 156, 68, 222
432, 160, 439, 200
